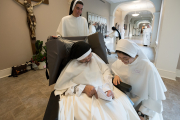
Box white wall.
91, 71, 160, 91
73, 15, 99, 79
155, 0, 180, 80
82, 0, 110, 32
0, 0, 69, 70
114, 9, 122, 27
177, 55, 180, 69
0, 0, 111, 72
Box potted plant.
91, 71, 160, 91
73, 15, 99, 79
31, 40, 47, 69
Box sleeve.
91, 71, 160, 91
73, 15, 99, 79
65, 86, 75, 96
102, 68, 113, 91
93, 53, 113, 90
75, 84, 86, 97
64, 84, 86, 97
108, 31, 115, 38
111, 60, 120, 77
102, 82, 112, 92
56, 19, 63, 37
83, 18, 89, 36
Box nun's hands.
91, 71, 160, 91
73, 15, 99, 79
106, 90, 114, 99
139, 116, 144, 120
52, 36, 58, 38
83, 85, 98, 99
113, 75, 122, 85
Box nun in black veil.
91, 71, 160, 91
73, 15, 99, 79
105, 26, 121, 40
53, 41, 140, 120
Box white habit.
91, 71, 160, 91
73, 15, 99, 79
111, 39, 167, 120
89, 24, 96, 35
108, 31, 118, 51
54, 53, 140, 120
56, 15, 89, 37
143, 28, 151, 46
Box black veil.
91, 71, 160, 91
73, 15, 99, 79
69, 0, 83, 16
112, 26, 121, 40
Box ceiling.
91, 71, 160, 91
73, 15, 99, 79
105, 0, 128, 3
129, 10, 153, 24
116, 1, 154, 11
128, 10, 152, 16
105, 0, 154, 12
108, 0, 154, 24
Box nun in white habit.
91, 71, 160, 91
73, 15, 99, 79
56, 0, 88, 37
111, 39, 167, 120
54, 41, 140, 120
89, 21, 97, 35
143, 25, 152, 46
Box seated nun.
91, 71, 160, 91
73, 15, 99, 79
54, 41, 140, 120
111, 39, 167, 120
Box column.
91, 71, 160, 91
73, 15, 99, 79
150, 12, 160, 47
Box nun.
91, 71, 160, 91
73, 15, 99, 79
106, 26, 121, 40
54, 41, 140, 120
56, 0, 88, 37
143, 25, 152, 46
105, 26, 121, 51
111, 39, 167, 120
89, 21, 97, 35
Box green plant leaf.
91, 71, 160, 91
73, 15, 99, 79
32, 40, 47, 63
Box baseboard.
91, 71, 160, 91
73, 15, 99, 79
0, 68, 12, 79
157, 68, 176, 81
176, 69, 180, 78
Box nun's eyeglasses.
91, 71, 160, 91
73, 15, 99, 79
117, 56, 130, 62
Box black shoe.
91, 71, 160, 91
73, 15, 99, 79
107, 49, 111, 55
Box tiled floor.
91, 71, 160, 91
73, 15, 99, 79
0, 70, 54, 120
0, 35, 179, 120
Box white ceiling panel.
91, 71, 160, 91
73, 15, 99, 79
106, 0, 128, 3
119, 1, 154, 11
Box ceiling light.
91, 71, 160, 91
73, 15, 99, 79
132, 11, 139, 17
132, 13, 139, 16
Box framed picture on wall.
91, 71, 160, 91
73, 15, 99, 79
87, 12, 107, 35
124, 24, 127, 30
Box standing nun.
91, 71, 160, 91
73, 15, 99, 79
111, 39, 167, 120
106, 26, 121, 40
105, 26, 121, 51
56, 0, 88, 37
143, 25, 152, 46
89, 21, 97, 35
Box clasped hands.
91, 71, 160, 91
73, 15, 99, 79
82, 85, 114, 99
83, 75, 122, 99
